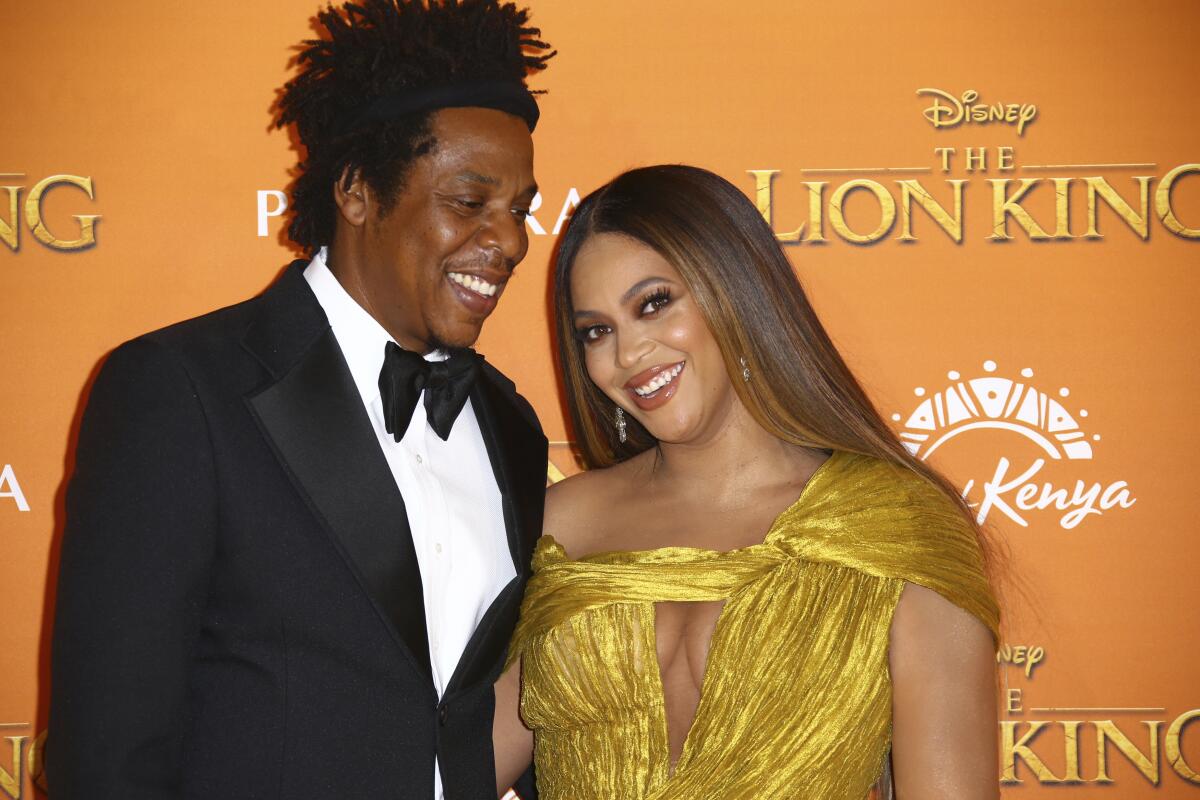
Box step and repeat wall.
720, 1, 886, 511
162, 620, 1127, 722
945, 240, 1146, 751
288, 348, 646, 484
2, 1, 1198, 797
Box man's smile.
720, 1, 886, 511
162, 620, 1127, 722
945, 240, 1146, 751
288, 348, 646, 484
447, 271, 500, 297
445, 270, 504, 316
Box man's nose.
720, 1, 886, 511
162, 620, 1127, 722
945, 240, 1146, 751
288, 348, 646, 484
476, 209, 527, 266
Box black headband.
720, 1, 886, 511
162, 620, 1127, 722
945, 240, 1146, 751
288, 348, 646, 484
337, 80, 540, 135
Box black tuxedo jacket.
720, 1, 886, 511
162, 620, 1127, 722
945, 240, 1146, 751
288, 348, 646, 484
48, 261, 547, 799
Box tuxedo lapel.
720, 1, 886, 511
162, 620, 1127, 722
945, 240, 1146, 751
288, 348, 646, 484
471, 365, 547, 576
446, 365, 547, 693
242, 263, 432, 681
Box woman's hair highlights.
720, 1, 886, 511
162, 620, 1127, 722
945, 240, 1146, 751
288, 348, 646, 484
552, 164, 997, 569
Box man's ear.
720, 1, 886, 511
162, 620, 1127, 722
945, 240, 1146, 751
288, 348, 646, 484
333, 166, 369, 228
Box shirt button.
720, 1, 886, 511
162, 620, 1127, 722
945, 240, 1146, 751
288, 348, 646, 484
435, 542, 443, 554
415, 454, 423, 464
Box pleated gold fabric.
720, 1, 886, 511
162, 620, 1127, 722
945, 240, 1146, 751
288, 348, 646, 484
508, 450, 999, 800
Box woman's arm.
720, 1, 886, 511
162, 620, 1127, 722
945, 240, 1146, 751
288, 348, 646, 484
889, 582, 999, 799
493, 475, 596, 796
494, 658, 534, 797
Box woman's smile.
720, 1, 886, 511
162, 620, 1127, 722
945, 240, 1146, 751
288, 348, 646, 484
624, 361, 686, 410
569, 231, 735, 444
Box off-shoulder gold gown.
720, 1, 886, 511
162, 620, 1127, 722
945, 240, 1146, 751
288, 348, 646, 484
508, 451, 999, 800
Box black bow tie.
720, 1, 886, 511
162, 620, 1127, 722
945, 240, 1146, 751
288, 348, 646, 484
378, 342, 480, 442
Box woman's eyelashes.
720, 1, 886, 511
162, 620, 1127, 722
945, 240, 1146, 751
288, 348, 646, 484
638, 287, 672, 315
575, 287, 674, 345
576, 323, 610, 343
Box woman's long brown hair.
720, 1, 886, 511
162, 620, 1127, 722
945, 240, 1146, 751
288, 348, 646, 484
552, 164, 996, 567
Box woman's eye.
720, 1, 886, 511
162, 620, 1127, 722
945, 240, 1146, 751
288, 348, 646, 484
639, 290, 671, 315
577, 324, 610, 343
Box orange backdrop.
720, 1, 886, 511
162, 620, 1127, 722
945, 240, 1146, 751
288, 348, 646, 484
2, 1, 1198, 796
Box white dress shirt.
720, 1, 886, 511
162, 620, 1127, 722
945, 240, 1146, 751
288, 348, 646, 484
304, 248, 515, 799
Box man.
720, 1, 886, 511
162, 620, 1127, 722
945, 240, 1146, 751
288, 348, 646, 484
47, 1, 551, 797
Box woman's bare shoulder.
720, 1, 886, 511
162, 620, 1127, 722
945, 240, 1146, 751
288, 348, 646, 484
544, 455, 649, 557
544, 470, 612, 557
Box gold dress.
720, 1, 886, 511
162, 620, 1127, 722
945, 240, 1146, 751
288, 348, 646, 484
508, 451, 999, 800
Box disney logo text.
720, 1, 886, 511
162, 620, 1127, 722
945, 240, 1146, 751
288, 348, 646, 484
917, 88, 1037, 136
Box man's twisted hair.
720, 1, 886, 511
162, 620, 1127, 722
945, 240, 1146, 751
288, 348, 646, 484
273, 0, 554, 251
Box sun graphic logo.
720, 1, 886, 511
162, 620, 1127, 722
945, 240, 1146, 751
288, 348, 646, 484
893, 360, 1099, 461
891, 360, 1135, 530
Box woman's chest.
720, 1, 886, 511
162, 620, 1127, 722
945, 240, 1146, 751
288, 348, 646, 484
520, 561, 901, 733
652, 600, 724, 690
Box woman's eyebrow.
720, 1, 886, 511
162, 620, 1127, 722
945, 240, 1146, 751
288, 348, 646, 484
574, 277, 673, 319
620, 276, 670, 303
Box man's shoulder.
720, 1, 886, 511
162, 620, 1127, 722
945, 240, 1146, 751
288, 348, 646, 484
139, 294, 259, 351
103, 261, 315, 390
142, 261, 310, 352
477, 358, 544, 436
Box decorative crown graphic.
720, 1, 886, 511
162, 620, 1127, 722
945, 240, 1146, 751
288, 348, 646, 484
892, 360, 1099, 461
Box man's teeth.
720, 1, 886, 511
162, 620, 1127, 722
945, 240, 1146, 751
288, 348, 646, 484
633, 364, 684, 397
448, 272, 498, 297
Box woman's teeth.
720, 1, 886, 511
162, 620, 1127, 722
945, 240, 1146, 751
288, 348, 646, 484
448, 272, 498, 297
633, 363, 683, 397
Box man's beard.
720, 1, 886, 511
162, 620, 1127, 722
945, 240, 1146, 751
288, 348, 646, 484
427, 333, 454, 353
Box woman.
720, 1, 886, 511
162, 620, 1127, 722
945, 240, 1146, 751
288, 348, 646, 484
493, 165, 999, 799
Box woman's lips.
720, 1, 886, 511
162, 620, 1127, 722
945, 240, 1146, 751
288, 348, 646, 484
624, 361, 685, 411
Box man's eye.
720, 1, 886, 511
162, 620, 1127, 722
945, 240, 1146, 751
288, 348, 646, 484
456, 198, 484, 210
511, 207, 530, 220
